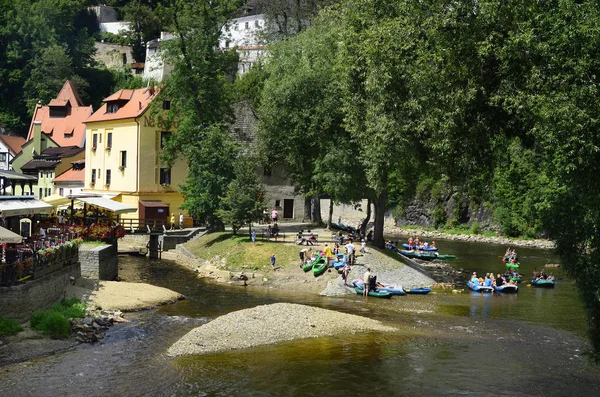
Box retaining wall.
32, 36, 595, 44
80, 245, 118, 280
0, 263, 81, 321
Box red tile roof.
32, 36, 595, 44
0, 134, 26, 155
86, 87, 158, 123
53, 167, 84, 183
26, 80, 92, 148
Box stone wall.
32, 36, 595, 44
94, 42, 134, 70
80, 245, 118, 280
0, 263, 81, 321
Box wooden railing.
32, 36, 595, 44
119, 218, 168, 233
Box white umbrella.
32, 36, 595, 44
0, 226, 23, 244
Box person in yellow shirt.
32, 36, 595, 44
170, 213, 175, 230
323, 243, 333, 266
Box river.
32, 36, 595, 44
1, 238, 599, 396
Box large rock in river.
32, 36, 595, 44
167, 303, 396, 357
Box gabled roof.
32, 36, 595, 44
86, 87, 158, 123
53, 167, 84, 183
25, 80, 92, 148
0, 134, 26, 155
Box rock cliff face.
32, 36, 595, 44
395, 193, 496, 230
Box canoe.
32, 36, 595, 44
530, 279, 556, 288
354, 286, 393, 298
402, 243, 438, 252
403, 287, 432, 295
332, 253, 347, 270
302, 261, 313, 272
398, 250, 438, 261
506, 262, 520, 269
495, 284, 518, 293
312, 257, 328, 277
467, 281, 494, 293
436, 254, 456, 260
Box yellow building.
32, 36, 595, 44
84, 88, 188, 222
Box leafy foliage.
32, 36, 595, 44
0, 317, 23, 336
30, 298, 85, 338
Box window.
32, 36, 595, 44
122, 53, 127, 65
107, 132, 112, 149
162, 101, 171, 110
91, 169, 96, 184
0, 153, 6, 162
160, 168, 171, 186
106, 169, 111, 186
107, 103, 119, 113
245, 21, 249, 29
39, 188, 43, 198
59, 188, 64, 196
275, 200, 281, 208
92, 133, 98, 149
160, 131, 172, 148
225, 41, 230, 48
120, 151, 127, 168
234, 23, 239, 30
263, 166, 272, 176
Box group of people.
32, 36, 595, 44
470, 272, 517, 288
503, 248, 519, 264
531, 268, 555, 281
407, 237, 436, 250
297, 230, 317, 245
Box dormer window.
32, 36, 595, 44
107, 103, 120, 113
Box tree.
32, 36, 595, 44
155, 0, 241, 229
123, 0, 160, 62
217, 155, 267, 234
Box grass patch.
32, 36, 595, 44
0, 317, 23, 336
183, 232, 303, 271
30, 298, 86, 338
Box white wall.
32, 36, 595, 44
100, 22, 131, 35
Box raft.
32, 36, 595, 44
530, 279, 556, 288
398, 250, 438, 261
436, 254, 456, 260
353, 280, 406, 296
332, 253, 347, 270
506, 262, 520, 269
403, 287, 432, 295
495, 284, 518, 293
302, 261, 313, 272
312, 257, 328, 277
354, 286, 393, 298
402, 243, 438, 252
467, 281, 494, 293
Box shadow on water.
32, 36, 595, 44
1, 244, 600, 396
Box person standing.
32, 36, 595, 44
342, 262, 350, 286
363, 267, 371, 296
299, 248, 310, 267
345, 240, 355, 265
360, 239, 366, 253
323, 243, 333, 266
251, 229, 256, 244
179, 212, 184, 229
170, 213, 175, 230
270, 253, 276, 269
271, 208, 279, 223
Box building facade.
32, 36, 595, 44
84, 87, 187, 221
0, 134, 25, 171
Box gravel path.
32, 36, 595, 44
167, 303, 396, 357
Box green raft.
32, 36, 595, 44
399, 250, 438, 260
312, 257, 328, 277
437, 254, 456, 259
354, 286, 392, 298
506, 262, 520, 269
302, 253, 320, 272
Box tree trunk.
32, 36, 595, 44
304, 197, 311, 222
311, 195, 322, 224
327, 199, 334, 229
373, 191, 387, 249
248, 223, 252, 236
361, 198, 372, 235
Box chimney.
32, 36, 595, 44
33, 121, 42, 156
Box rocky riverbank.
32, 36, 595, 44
384, 225, 555, 249
168, 303, 396, 357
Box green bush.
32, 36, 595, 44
470, 221, 482, 235
0, 317, 23, 336
30, 298, 86, 338
431, 203, 447, 228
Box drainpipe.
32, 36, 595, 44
134, 117, 140, 193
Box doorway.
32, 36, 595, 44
283, 199, 294, 219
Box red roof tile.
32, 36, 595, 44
0, 134, 26, 155
26, 80, 92, 148
53, 168, 84, 183
86, 87, 158, 123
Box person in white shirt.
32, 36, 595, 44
345, 240, 355, 265
179, 212, 184, 229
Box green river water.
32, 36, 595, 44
1, 238, 599, 396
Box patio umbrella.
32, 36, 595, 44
0, 226, 23, 244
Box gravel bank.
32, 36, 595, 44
85, 281, 184, 312
167, 303, 396, 357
